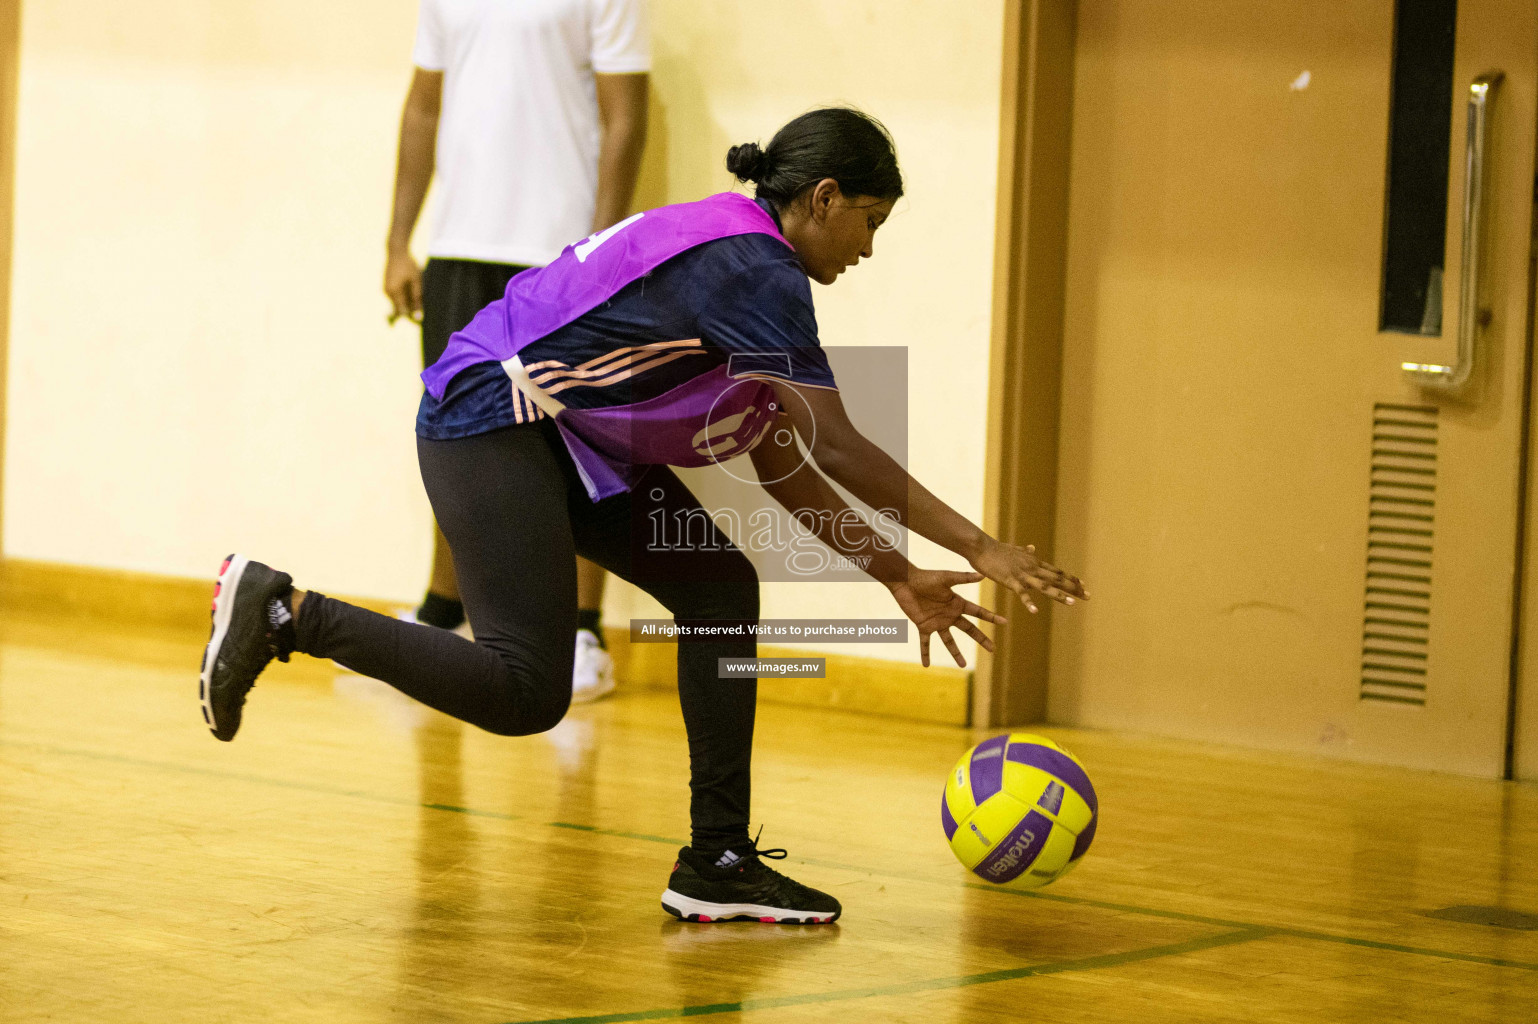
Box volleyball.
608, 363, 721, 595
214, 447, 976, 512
941, 733, 1098, 888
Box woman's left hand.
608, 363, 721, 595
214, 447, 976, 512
969, 537, 1088, 614
888, 569, 1007, 668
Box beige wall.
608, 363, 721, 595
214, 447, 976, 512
6, 0, 427, 600
4, 1, 1005, 665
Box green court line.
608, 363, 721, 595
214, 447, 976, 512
423, 802, 520, 821
7, 736, 1538, 975
0, 736, 526, 823
549, 821, 684, 846
500, 928, 1270, 1024
1260, 928, 1538, 972
980, 887, 1538, 972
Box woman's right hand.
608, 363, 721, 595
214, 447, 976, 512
969, 537, 1088, 614
385, 249, 423, 325
888, 569, 1007, 669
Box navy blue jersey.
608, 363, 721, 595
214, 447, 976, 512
418, 210, 836, 442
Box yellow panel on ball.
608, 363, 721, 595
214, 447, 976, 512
1050, 786, 1095, 835
1007, 731, 1063, 751
1000, 761, 1057, 808
947, 791, 1033, 872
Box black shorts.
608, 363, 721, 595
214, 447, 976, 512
420, 257, 530, 368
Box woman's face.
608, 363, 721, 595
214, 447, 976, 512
781, 179, 895, 285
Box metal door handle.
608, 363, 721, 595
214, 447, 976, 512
1403, 72, 1504, 391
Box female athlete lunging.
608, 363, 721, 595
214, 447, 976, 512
198, 107, 1086, 925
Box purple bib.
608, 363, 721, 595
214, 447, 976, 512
422, 193, 794, 501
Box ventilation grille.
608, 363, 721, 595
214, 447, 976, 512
1360, 403, 1436, 706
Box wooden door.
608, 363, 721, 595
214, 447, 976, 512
1049, 0, 1538, 776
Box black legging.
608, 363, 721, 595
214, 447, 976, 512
294, 419, 760, 851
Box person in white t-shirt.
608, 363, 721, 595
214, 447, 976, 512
383, 0, 649, 702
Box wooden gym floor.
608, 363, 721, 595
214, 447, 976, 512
2, 611, 1536, 1023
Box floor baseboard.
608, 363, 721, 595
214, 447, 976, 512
0, 557, 970, 725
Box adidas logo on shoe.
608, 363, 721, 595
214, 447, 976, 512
714, 850, 742, 869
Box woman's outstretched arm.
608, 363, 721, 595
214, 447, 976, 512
747, 420, 1003, 668
762, 379, 1088, 613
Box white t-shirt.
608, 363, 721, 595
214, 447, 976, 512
413, 0, 650, 267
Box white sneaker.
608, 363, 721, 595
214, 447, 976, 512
571, 629, 616, 703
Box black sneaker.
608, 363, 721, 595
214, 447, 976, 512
199, 554, 295, 741
661, 840, 841, 924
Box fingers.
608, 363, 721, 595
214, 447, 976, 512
955, 617, 994, 653
1038, 574, 1087, 601
405, 276, 423, 322
1029, 581, 1074, 604
385, 266, 425, 327
920, 625, 970, 668
1002, 543, 1088, 603
386, 286, 419, 326
961, 600, 1006, 626
1039, 565, 1088, 599
1020, 559, 1087, 604
939, 628, 966, 668
1031, 581, 1084, 604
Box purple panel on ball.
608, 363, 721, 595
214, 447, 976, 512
968, 735, 1009, 802
1038, 780, 1065, 814
972, 809, 1054, 884
1069, 812, 1097, 862
941, 789, 959, 841
1005, 743, 1098, 815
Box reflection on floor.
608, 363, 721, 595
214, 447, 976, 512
2, 613, 1536, 1023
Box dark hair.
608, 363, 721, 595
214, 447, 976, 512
725, 107, 903, 210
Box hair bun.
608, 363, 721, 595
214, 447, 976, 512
725, 142, 768, 182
